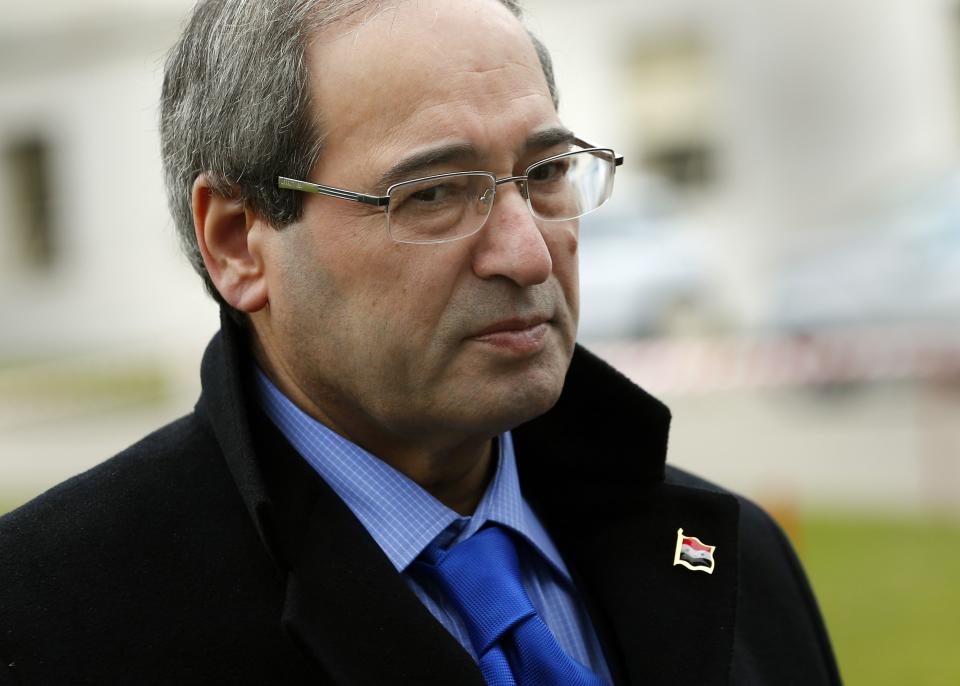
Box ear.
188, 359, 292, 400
192, 174, 269, 313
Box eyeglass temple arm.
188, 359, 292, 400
574, 137, 623, 167
277, 176, 389, 208
278, 140, 622, 203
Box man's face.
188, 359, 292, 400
253, 0, 579, 454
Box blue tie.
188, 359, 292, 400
417, 526, 607, 686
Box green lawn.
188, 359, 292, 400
0, 495, 956, 684
797, 513, 960, 686
0, 494, 32, 518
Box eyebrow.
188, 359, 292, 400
524, 126, 576, 154
375, 143, 479, 192
374, 126, 577, 192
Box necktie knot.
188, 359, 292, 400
419, 526, 536, 654
417, 526, 608, 686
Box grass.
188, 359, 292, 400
0, 494, 31, 518
797, 513, 960, 686
0, 493, 956, 684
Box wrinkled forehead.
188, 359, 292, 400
305, 0, 557, 171
312, 0, 533, 78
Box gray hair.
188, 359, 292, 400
160, 0, 559, 313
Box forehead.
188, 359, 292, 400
306, 0, 559, 174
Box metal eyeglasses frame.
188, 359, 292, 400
277, 137, 623, 213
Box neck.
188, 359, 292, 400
329, 416, 498, 516
391, 437, 497, 516
253, 346, 497, 516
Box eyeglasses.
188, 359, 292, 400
277, 137, 623, 244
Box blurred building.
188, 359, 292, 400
0, 0, 212, 358
3, 0, 960, 350
526, 0, 960, 331
2, 0, 959, 510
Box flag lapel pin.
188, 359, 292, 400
673, 528, 717, 574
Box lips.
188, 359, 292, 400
468, 316, 551, 355
471, 316, 551, 338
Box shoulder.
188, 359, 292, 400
664, 466, 841, 684
665, 464, 792, 548
0, 411, 220, 543
2, 415, 249, 624
0, 411, 293, 680
0, 411, 240, 594
663, 464, 817, 607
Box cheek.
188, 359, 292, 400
388, 242, 471, 322
550, 223, 580, 305
293, 211, 394, 310
561, 222, 580, 259
265, 219, 362, 347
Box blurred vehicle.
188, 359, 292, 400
577, 212, 715, 341
772, 173, 960, 332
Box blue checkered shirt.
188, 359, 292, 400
254, 367, 612, 683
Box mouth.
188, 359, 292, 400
468, 316, 551, 355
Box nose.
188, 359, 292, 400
470, 182, 552, 287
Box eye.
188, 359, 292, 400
528, 158, 570, 183
410, 183, 451, 203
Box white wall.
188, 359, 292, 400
2, 0, 959, 345
1, 0, 958, 512
0, 4, 217, 356
526, 0, 960, 325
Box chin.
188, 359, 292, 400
486, 354, 570, 432
440, 329, 574, 433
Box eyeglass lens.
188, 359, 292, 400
385, 173, 490, 244
528, 149, 615, 222
386, 149, 616, 244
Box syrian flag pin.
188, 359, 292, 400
673, 528, 717, 574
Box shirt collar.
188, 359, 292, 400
253, 366, 571, 580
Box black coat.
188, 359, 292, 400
0, 314, 841, 685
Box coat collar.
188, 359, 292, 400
196, 313, 483, 684
513, 346, 739, 685
197, 310, 739, 685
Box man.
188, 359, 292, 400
0, 1, 840, 684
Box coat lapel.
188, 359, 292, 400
515, 346, 740, 685
204, 315, 740, 685
199, 315, 485, 686
554, 482, 739, 686
273, 446, 485, 686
